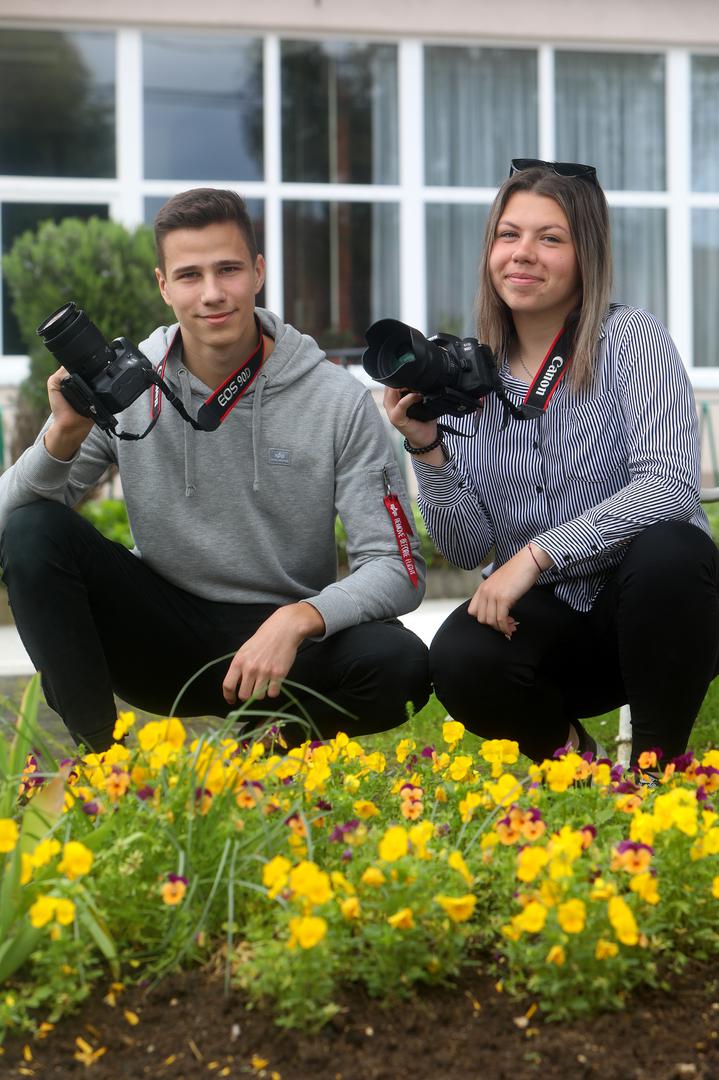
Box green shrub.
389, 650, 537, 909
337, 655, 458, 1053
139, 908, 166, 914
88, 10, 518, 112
3, 216, 169, 448
78, 498, 133, 549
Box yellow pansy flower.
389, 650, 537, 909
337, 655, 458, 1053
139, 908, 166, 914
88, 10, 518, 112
557, 899, 586, 934
387, 907, 415, 930
288, 915, 327, 949
434, 894, 476, 923
57, 841, 93, 880
0, 818, 19, 853
378, 825, 408, 862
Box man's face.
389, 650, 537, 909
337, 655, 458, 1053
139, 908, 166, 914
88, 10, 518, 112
155, 221, 265, 358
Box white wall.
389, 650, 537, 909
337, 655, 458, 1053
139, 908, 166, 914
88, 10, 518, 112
3, 0, 719, 46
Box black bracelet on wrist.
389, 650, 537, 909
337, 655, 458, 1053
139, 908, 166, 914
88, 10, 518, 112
403, 432, 445, 455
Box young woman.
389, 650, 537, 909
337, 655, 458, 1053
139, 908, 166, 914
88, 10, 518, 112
385, 159, 719, 768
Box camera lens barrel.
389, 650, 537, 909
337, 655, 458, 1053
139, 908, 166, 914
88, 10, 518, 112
37, 301, 115, 380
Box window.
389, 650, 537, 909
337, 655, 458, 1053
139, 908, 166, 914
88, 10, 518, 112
425, 46, 537, 188
143, 33, 263, 181
0, 29, 115, 178
283, 201, 399, 347
281, 41, 398, 184
425, 204, 489, 336
555, 51, 665, 191
693, 211, 719, 367
610, 207, 667, 322
692, 56, 719, 193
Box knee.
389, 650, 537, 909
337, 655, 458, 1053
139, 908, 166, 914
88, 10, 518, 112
623, 522, 717, 591
1, 501, 76, 581
381, 630, 431, 711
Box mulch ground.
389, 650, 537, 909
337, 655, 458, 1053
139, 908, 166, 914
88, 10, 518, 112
3, 960, 719, 1080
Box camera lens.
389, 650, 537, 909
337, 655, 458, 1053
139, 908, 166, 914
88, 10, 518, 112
37, 301, 114, 380
363, 318, 447, 394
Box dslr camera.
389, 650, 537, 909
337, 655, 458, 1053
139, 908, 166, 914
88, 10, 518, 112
362, 318, 516, 424
37, 302, 155, 434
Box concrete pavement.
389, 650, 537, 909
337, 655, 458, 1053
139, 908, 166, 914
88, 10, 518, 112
0, 598, 460, 679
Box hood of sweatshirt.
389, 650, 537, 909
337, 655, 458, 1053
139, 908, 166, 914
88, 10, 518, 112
138, 308, 324, 494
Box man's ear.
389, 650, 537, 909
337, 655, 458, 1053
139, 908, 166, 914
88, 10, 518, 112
254, 254, 266, 297
155, 267, 172, 307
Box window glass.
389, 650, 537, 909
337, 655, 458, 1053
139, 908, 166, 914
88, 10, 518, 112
144, 196, 265, 307
693, 210, 719, 367
425, 47, 537, 188
0, 30, 115, 178
143, 34, 263, 181
2, 203, 109, 354
610, 207, 666, 323
556, 52, 665, 191
281, 41, 398, 184
426, 204, 489, 337
692, 56, 719, 193
283, 202, 399, 348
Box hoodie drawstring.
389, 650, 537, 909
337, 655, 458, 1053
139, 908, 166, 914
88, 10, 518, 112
178, 368, 197, 498
252, 373, 268, 492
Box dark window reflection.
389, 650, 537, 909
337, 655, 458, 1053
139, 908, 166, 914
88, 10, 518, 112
144, 195, 266, 307
0, 30, 115, 178
693, 210, 719, 367
282, 41, 398, 184
2, 203, 109, 354
143, 34, 263, 181
283, 201, 399, 347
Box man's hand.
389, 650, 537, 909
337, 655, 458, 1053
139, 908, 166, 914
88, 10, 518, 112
44, 367, 95, 461
468, 544, 553, 638
222, 602, 326, 704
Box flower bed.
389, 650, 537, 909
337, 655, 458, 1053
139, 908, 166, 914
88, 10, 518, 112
1, 677, 719, 1050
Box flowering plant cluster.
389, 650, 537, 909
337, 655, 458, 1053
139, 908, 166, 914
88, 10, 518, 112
2, 677, 719, 1035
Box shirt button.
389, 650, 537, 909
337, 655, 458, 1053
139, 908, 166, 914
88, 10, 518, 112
563, 554, 572, 562
457, 481, 465, 489
591, 544, 598, 551
535, 485, 543, 493
533, 442, 539, 450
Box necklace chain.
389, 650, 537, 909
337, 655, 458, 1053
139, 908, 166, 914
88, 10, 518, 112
516, 354, 534, 381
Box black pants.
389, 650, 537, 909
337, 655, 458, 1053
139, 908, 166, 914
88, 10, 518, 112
429, 522, 719, 766
0, 501, 431, 752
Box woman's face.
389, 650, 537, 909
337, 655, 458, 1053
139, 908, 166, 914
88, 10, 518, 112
489, 190, 581, 324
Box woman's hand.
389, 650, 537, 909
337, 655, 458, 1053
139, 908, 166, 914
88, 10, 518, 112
383, 387, 438, 449
468, 544, 553, 638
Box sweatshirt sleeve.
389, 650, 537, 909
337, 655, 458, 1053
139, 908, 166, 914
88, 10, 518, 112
302, 392, 426, 637
532, 309, 702, 567
0, 419, 116, 536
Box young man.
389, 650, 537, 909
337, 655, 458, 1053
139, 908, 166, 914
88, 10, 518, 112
0, 188, 430, 751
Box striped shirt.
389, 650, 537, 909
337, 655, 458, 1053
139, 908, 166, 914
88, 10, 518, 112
413, 304, 711, 612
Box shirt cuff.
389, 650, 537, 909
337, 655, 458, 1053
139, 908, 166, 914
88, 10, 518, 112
533, 516, 606, 568
413, 455, 468, 506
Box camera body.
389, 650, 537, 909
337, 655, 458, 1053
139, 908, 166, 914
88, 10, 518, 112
362, 318, 501, 421
37, 302, 154, 432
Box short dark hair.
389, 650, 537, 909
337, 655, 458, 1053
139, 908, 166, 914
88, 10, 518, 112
154, 188, 259, 271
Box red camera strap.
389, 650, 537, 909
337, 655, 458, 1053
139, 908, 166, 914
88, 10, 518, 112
150, 318, 265, 431
519, 326, 573, 419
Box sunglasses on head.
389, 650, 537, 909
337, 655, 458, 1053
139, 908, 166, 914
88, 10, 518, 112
509, 158, 598, 181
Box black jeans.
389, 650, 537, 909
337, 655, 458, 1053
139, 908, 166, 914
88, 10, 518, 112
429, 522, 719, 766
0, 501, 431, 752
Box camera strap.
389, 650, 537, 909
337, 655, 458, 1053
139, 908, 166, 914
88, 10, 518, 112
150, 317, 266, 432
518, 326, 573, 419
382, 466, 419, 588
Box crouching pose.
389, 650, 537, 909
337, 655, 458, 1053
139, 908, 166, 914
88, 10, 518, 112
385, 159, 719, 768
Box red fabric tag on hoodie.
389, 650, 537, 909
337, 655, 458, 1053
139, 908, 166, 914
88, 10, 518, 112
383, 491, 419, 588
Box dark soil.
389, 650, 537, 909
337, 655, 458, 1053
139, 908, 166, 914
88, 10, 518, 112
3, 961, 719, 1080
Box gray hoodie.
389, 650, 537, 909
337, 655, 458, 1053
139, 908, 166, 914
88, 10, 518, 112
0, 309, 425, 637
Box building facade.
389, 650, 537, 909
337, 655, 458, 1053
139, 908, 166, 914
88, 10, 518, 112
1, 1, 718, 470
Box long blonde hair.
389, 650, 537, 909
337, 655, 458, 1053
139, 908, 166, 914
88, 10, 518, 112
475, 167, 612, 392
